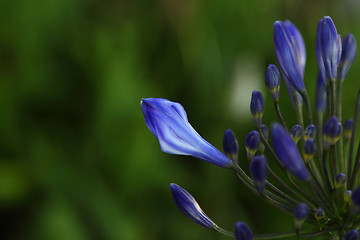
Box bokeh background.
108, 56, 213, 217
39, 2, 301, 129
1, 0, 360, 239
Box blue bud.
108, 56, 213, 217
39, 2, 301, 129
335, 173, 346, 188
351, 186, 360, 207
345, 190, 352, 202
294, 203, 310, 229
265, 64, 281, 101
304, 125, 316, 140
250, 155, 268, 193
235, 222, 253, 240
250, 91, 265, 127
223, 129, 239, 161
323, 116, 342, 149
344, 119, 354, 141
338, 34, 357, 81
274, 21, 305, 93
344, 229, 359, 240
303, 138, 316, 164
141, 98, 232, 168
314, 207, 325, 220
290, 124, 303, 143
272, 123, 310, 181
316, 16, 342, 81
260, 125, 269, 140
170, 183, 215, 228
284, 20, 306, 77
245, 131, 260, 160
315, 73, 327, 112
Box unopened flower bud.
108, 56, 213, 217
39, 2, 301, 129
265, 64, 281, 101
304, 124, 316, 140
338, 34, 357, 82
344, 229, 359, 240
303, 138, 316, 164
344, 119, 354, 142
290, 125, 303, 143
334, 173, 346, 189
170, 183, 215, 228
250, 91, 265, 128
250, 155, 268, 193
323, 117, 342, 149
223, 129, 239, 162
235, 222, 253, 240
294, 203, 310, 229
245, 131, 260, 160
314, 207, 325, 220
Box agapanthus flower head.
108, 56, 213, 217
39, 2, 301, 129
170, 183, 215, 228
272, 123, 310, 181
339, 33, 357, 81
274, 20, 305, 93
316, 16, 342, 82
290, 124, 303, 143
141, 98, 232, 168
250, 91, 265, 127
223, 129, 239, 162
344, 229, 359, 240
245, 131, 260, 160
235, 222, 253, 240
142, 15, 360, 240
265, 64, 281, 101
249, 155, 268, 193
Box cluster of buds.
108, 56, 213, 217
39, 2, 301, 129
141, 16, 360, 239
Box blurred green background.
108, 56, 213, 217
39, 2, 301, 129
1, 0, 360, 239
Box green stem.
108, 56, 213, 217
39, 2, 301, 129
348, 89, 360, 186
300, 90, 313, 125
274, 101, 288, 131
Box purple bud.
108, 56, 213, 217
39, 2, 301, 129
223, 129, 239, 161
323, 116, 342, 149
250, 91, 265, 127
351, 186, 360, 207
272, 123, 310, 181
339, 34, 357, 81
344, 119, 354, 141
290, 124, 303, 143
303, 138, 316, 163
245, 131, 260, 160
265, 64, 281, 101
235, 222, 253, 240
250, 155, 268, 193
170, 183, 215, 228
294, 203, 310, 229
344, 229, 359, 240
274, 21, 305, 93
315, 73, 327, 112
304, 125, 317, 140
335, 173, 346, 188
316, 16, 342, 81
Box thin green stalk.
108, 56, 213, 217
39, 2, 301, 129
348, 89, 360, 183
330, 79, 336, 117
322, 150, 333, 194
300, 90, 313, 125
274, 101, 288, 131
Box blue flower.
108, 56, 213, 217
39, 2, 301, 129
235, 222, 253, 240
304, 124, 316, 140
323, 116, 342, 149
170, 183, 215, 228
274, 21, 305, 93
290, 124, 303, 143
141, 98, 232, 168
271, 123, 310, 181
303, 138, 316, 164
339, 33, 357, 81
245, 131, 260, 160
316, 16, 342, 81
